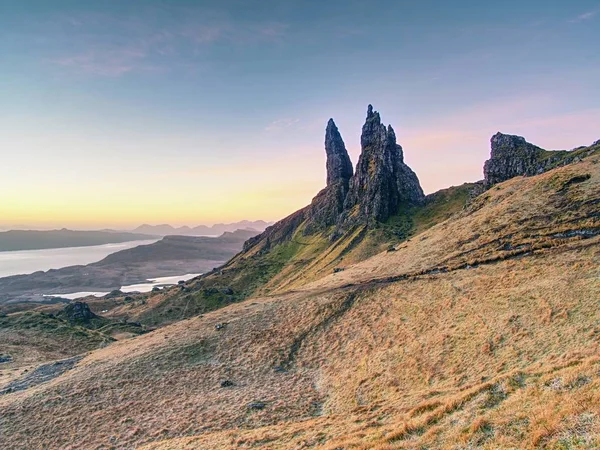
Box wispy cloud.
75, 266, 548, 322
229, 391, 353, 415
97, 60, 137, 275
50, 48, 147, 76
265, 118, 300, 132
569, 10, 598, 23
43, 9, 288, 76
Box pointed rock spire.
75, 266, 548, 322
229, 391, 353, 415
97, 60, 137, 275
344, 105, 424, 222
304, 118, 354, 233
325, 118, 353, 186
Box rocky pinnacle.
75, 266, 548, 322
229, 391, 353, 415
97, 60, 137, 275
343, 105, 424, 223
325, 118, 353, 186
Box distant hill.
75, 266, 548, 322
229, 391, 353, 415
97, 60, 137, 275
133, 220, 272, 236
0, 229, 260, 303
0, 229, 156, 252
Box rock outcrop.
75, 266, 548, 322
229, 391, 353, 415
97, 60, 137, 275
482, 132, 598, 189
325, 119, 353, 186
483, 133, 549, 188
304, 119, 354, 233
58, 302, 97, 323
244, 105, 424, 250
342, 105, 424, 223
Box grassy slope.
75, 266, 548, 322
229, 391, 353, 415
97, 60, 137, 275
2, 153, 600, 449
0, 306, 149, 386
0, 311, 112, 386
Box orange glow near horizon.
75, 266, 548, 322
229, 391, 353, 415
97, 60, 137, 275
3, 102, 599, 230
0, 152, 325, 229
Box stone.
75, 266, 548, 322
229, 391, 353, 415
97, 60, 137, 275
483, 133, 547, 188
59, 302, 96, 322
304, 119, 354, 233
342, 105, 425, 224
325, 118, 353, 186
103, 289, 123, 299
0, 356, 83, 395
220, 380, 234, 388
483, 132, 585, 189
248, 401, 266, 410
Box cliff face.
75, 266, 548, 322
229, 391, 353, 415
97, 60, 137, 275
483, 133, 548, 188
482, 132, 598, 188
343, 105, 424, 224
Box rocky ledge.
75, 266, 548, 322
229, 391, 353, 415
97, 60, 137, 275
483, 133, 599, 189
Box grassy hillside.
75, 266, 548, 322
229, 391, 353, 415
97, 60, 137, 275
0, 304, 149, 387
130, 183, 478, 326
0, 311, 111, 387
2, 153, 599, 449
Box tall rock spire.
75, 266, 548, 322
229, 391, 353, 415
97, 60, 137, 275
325, 118, 353, 186
304, 119, 354, 233
343, 105, 424, 222
245, 105, 425, 249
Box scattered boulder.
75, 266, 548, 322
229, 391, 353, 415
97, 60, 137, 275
58, 302, 96, 323
0, 355, 12, 364
215, 323, 227, 331
247, 401, 266, 410
104, 289, 124, 299
333, 268, 344, 274
220, 380, 234, 388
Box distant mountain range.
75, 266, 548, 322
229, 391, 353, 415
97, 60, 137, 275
0, 229, 155, 252
132, 220, 272, 236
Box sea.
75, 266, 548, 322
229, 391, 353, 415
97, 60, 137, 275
0, 240, 159, 278
47, 273, 202, 300
0, 240, 201, 300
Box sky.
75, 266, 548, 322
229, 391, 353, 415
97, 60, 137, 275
1, 0, 599, 229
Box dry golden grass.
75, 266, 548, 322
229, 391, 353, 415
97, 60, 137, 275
1, 157, 600, 449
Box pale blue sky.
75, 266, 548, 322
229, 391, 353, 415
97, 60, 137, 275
1, 0, 599, 228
